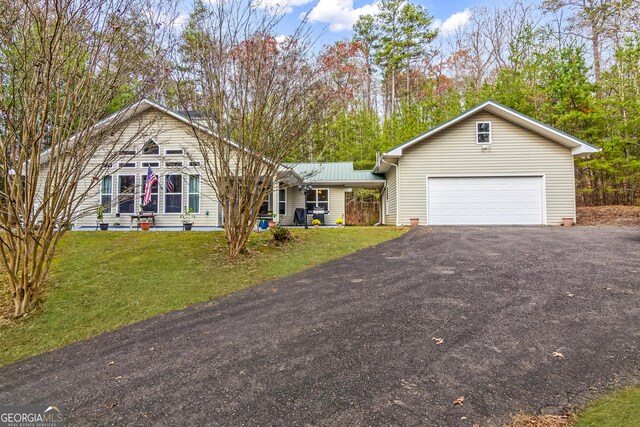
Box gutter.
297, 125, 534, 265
381, 156, 400, 226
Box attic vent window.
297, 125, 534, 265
476, 122, 491, 144
142, 139, 160, 155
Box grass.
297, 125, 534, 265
0, 226, 406, 366
574, 386, 640, 427
504, 387, 640, 427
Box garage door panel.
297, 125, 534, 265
427, 176, 543, 225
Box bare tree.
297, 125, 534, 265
176, 1, 328, 256
0, 0, 176, 316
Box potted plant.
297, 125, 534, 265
410, 218, 419, 227
268, 212, 278, 229
335, 218, 345, 228
312, 219, 321, 229
96, 205, 109, 231
181, 206, 195, 231
140, 220, 152, 231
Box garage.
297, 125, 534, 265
427, 176, 545, 225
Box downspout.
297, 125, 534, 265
381, 157, 400, 226
374, 181, 387, 226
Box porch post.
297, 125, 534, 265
272, 179, 279, 224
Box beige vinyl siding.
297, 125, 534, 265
398, 111, 575, 226
73, 110, 219, 227
384, 166, 397, 225
279, 186, 346, 225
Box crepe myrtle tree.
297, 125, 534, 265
176, 0, 331, 256
0, 0, 177, 317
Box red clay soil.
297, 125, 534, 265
577, 205, 640, 226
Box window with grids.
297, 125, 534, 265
117, 175, 136, 214
188, 175, 200, 213
164, 175, 183, 213
140, 174, 159, 213
100, 176, 112, 213
476, 122, 491, 144
305, 189, 329, 212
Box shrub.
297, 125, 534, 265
311, 219, 321, 226
335, 218, 344, 225
270, 226, 292, 242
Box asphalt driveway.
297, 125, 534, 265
1, 226, 639, 426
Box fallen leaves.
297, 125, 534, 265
432, 336, 444, 345
552, 351, 565, 358
565, 292, 574, 298
453, 396, 465, 406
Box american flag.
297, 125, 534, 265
143, 167, 157, 205
166, 175, 174, 193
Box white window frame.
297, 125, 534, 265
140, 173, 159, 214
141, 138, 160, 156
163, 174, 183, 214
164, 148, 184, 155
188, 175, 200, 214
118, 148, 137, 156
118, 162, 136, 168
165, 161, 183, 168
476, 121, 492, 144
100, 176, 113, 214
305, 188, 330, 212
141, 162, 160, 168
116, 174, 136, 215
278, 188, 287, 216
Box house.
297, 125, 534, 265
65, 100, 380, 228
375, 100, 600, 226
60, 99, 597, 229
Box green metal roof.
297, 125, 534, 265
285, 162, 384, 183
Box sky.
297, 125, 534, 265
180, 0, 513, 47
261, 0, 483, 43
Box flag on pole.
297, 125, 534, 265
143, 167, 157, 206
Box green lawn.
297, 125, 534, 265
0, 227, 406, 366
575, 387, 640, 427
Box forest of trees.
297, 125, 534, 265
126, 0, 639, 206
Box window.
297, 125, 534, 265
165, 161, 183, 167
142, 139, 160, 155
118, 149, 136, 156
189, 161, 200, 167
101, 162, 113, 169
100, 176, 112, 214
164, 175, 183, 213
165, 149, 184, 155
141, 162, 159, 168
476, 122, 491, 144
140, 174, 159, 213
278, 188, 286, 215
119, 162, 136, 168
306, 189, 329, 212
188, 175, 200, 213
117, 175, 136, 214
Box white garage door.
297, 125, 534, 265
427, 176, 544, 225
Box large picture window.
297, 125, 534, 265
188, 175, 200, 213
306, 189, 329, 212
101, 176, 112, 213
118, 175, 136, 214
164, 175, 183, 213
140, 174, 159, 213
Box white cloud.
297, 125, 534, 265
436, 9, 471, 35
253, 0, 314, 14
308, 0, 379, 31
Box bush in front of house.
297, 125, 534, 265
270, 225, 292, 243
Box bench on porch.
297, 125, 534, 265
130, 213, 156, 230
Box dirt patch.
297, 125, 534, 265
577, 205, 640, 226
503, 414, 574, 427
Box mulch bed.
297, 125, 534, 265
577, 205, 640, 226
504, 414, 573, 427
